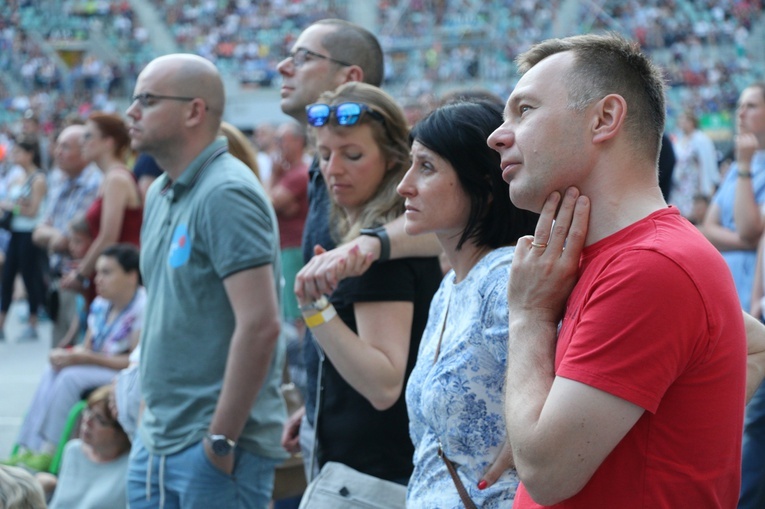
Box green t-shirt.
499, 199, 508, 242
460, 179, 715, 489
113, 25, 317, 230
139, 138, 287, 459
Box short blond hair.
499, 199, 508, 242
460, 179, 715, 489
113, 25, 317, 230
0, 465, 47, 509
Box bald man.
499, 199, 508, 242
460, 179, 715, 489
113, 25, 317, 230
32, 124, 102, 347
125, 54, 286, 508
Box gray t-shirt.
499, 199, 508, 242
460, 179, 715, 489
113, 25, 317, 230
49, 439, 128, 509
138, 138, 287, 458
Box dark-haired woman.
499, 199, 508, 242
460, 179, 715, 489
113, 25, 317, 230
60, 112, 142, 294
9, 244, 145, 472
398, 101, 538, 507
0, 136, 47, 340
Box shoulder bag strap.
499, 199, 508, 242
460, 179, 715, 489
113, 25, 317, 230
432, 283, 477, 509
438, 444, 478, 509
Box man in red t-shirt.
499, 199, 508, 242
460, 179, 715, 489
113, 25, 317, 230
488, 33, 764, 508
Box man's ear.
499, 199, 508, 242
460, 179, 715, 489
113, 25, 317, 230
185, 98, 207, 128
591, 94, 627, 145
342, 65, 364, 84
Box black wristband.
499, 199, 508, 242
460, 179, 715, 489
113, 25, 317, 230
360, 226, 390, 263
738, 170, 753, 178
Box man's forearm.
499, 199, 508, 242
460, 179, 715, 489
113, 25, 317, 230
733, 173, 763, 244
701, 223, 757, 252
209, 317, 281, 440
385, 214, 442, 260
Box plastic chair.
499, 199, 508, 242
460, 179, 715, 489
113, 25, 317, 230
49, 399, 87, 475
9, 398, 87, 474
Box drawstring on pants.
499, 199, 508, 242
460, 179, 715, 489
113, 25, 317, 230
145, 451, 167, 509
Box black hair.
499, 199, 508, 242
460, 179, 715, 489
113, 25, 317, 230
410, 101, 539, 249
14, 135, 42, 168
101, 243, 141, 282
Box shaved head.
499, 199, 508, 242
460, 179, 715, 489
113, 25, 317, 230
127, 54, 228, 177
142, 54, 225, 129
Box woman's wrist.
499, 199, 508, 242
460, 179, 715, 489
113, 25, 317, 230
299, 295, 330, 313
303, 304, 337, 329
737, 162, 752, 178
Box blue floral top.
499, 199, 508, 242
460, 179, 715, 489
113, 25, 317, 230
406, 246, 519, 508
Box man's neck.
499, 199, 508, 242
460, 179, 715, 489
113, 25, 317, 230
584, 186, 667, 247
65, 168, 86, 181
155, 136, 216, 181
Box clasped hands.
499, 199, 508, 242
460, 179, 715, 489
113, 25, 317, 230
294, 235, 380, 305
49, 346, 86, 370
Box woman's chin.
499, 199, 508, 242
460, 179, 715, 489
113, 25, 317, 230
404, 222, 423, 237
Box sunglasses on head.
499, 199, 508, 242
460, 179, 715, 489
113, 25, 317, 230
306, 102, 385, 128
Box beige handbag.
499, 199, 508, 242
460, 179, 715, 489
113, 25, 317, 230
272, 382, 307, 501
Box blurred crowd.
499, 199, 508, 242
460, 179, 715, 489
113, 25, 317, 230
1, 0, 763, 142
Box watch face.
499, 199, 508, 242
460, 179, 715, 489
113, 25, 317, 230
210, 437, 233, 456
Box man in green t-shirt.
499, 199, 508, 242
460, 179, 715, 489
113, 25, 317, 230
125, 53, 286, 509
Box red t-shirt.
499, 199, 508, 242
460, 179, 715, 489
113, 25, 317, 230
273, 162, 308, 249
514, 207, 746, 509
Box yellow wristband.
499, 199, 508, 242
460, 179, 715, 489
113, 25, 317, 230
304, 305, 337, 328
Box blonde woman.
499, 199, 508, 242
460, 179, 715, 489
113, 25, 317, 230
219, 121, 261, 180
292, 82, 442, 484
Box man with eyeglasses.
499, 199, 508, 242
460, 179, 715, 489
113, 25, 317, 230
276, 19, 442, 482
125, 53, 287, 509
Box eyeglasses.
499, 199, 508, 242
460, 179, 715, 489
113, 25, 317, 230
306, 102, 385, 128
287, 48, 352, 68
83, 407, 115, 428
131, 92, 200, 108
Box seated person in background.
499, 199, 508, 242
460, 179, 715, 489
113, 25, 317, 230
0, 465, 47, 509
37, 385, 131, 509
6, 244, 145, 472
109, 343, 142, 441
55, 215, 93, 348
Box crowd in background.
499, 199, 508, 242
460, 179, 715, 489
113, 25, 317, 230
0, 3, 764, 508
1, 0, 763, 142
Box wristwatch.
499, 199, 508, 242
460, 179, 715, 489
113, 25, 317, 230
299, 295, 330, 313
205, 433, 236, 456
360, 226, 390, 263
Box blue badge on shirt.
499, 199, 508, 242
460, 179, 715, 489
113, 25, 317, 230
168, 224, 191, 268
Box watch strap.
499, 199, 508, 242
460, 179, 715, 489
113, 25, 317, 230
304, 304, 337, 328
360, 226, 390, 263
